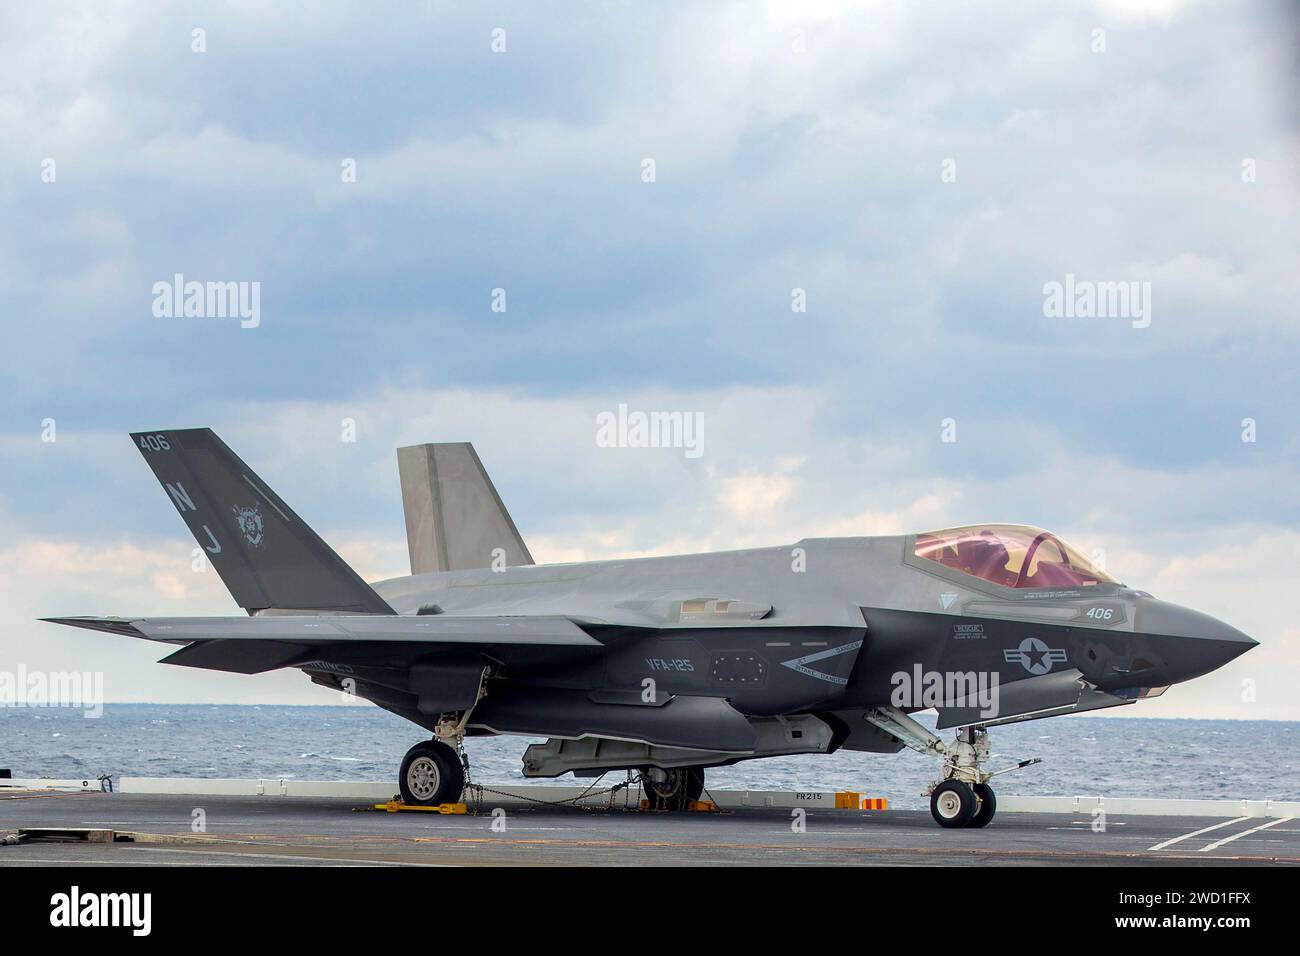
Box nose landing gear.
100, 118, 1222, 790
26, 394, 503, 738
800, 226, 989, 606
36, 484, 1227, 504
927, 726, 1035, 828
865, 708, 1039, 830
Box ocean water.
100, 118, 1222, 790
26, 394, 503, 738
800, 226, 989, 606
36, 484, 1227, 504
2, 705, 1296, 809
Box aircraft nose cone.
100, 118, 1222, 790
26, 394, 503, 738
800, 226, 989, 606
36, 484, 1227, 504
1135, 598, 1257, 683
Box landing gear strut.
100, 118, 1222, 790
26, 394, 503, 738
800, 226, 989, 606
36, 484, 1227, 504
398, 670, 488, 806
639, 766, 706, 810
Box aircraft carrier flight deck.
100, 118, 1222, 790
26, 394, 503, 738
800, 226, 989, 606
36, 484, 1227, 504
3, 789, 1296, 867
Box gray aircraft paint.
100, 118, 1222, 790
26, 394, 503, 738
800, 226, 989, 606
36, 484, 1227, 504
397, 442, 533, 575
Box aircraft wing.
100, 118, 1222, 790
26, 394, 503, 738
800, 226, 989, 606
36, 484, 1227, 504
41, 614, 604, 675
42, 614, 601, 646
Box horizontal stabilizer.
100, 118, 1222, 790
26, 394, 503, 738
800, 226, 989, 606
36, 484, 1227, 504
39, 616, 141, 638
159, 640, 309, 674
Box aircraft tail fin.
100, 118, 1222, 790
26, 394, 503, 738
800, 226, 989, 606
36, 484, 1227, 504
396, 442, 534, 574
130, 429, 395, 614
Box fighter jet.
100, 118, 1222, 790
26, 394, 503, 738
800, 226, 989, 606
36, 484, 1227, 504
45, 429, 1257, 828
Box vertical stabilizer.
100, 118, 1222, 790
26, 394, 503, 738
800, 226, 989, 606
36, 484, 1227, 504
131, 428, 394, 614
397, 443, 534, 575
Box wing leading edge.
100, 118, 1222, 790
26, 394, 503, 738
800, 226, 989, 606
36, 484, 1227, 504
41, 614, 601, 646
42, 614, 603, 675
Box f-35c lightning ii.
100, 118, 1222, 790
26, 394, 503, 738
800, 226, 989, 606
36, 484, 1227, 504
45, 429, 1257, 828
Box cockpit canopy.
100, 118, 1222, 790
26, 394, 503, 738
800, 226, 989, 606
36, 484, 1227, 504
914, 524, 1117, 590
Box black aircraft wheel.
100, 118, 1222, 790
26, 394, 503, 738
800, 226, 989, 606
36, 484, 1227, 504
930, 779, 977, 828
685, 767, 706, 804
399, 740, 465, 807
968, 783, 997, 828
640, 766, 705, 811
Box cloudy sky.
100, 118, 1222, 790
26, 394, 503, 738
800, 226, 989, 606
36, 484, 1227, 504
1, 1, 1296, 718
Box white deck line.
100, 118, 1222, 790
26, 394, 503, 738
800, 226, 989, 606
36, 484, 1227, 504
997, 795, 1300, 819
1198, 816, 1292, 853
1148, 816, 1251, 851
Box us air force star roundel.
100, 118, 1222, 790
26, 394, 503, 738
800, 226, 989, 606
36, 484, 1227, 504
232, 502, 265, 548
1003, 637, 1068, 675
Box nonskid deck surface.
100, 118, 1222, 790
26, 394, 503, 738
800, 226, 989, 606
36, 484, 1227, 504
1, 791, 1297, 866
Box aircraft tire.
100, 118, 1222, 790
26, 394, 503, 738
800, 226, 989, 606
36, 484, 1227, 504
399, 740, 465, 806
930, 779, 977, 828
684, 767, 706, 804
641, 766, 706, 810
968, 783, 996, 827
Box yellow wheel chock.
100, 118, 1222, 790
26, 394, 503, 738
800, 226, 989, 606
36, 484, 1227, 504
374, 800, 468, 814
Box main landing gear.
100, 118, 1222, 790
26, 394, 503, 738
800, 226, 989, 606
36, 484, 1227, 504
396, 741, 709, 812
639, 766, 706, 810
398, 739, 466, 806
399, 709, 477, 806
398, 669, 488, 806
865, 709, 1039, 830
